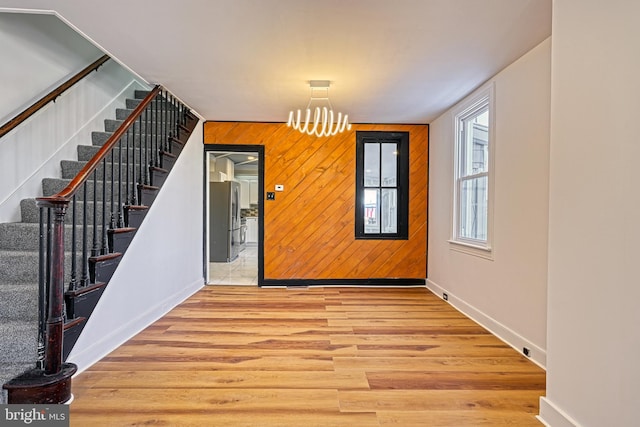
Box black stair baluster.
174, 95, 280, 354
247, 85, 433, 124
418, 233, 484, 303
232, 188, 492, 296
175, 96, 180, 146
68, 195, 77, 292
159, 92, 163, 149
101, 157, 108, 254
162, 92, 165, 148
117, 137, 124, 228
131, 119, 138, 206
166, 93, 170, 142
80, 181, 89, 287
145, 105, 150, 184
169, 96, 178, 144
154, 95, 159, 167
167, 95, 176, 146
176, 101, 181, 129
158, 90, 165, 152
144, 108, 148, 181
183, 104, 188, 127
91, 169, 100, 257
110, 149, 116, 229
37, 207, 46, 369
140, 110, 146, 185
151, 95, 156, 167
163, 91, 169, 151
125, 130, 130, 209
159, 92, 164, 152
160, 91, 164, 150
174, 96, 179, 142
167, 92, 172, 150
168, 93, 172, 144
175, 100, 179, 137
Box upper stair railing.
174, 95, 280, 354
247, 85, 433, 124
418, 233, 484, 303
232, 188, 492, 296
3, 84, 195, 404
0, 54, 110, 139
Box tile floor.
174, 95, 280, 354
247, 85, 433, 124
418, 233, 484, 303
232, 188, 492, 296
208, 244, 258, 286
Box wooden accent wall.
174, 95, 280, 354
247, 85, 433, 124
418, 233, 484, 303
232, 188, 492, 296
204, 122, 428, 280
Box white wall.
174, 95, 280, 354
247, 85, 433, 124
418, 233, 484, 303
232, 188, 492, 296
427, 38, 551, 368
68, 122, 205, 372
0, 12, 100, 124
0, 11, 147, 222
539, 1, 640, 426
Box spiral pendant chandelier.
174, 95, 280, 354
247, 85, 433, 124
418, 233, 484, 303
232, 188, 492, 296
287, 80, 351, 137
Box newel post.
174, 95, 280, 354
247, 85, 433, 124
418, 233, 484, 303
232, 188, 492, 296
44, 200, 68, 375
2, 198, 77, 404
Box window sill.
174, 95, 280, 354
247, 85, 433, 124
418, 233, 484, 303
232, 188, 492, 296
448, 239, 493, 260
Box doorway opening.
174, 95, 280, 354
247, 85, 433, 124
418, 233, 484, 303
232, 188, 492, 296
204, 145, 264, 286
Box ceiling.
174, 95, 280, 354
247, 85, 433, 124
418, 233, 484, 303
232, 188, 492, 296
0, 0, 551, 124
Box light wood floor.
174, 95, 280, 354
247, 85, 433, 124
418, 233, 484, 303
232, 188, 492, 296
70, 286, 545, 426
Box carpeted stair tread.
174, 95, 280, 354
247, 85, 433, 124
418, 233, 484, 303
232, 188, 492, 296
92, 130, 170, 147
20, 198, 110, 225
105, 118, 178, 133
0, 321, 38, 363
116, 108, 176, 121
0, 283, 38, 321
126, 97, 179, 111
60, 159, 146, 180
0, 320, 39, 404
0, 222, 99, 251
78, 144, 145, 162
0, 249, 94, 285
42, 177, 134, 201
0, 250, 39, 284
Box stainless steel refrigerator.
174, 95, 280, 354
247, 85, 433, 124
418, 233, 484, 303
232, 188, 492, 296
209, 181, 241, 262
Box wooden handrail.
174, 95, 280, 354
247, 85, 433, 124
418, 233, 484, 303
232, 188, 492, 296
0, 54, 110, 139
37, 85, 162, 207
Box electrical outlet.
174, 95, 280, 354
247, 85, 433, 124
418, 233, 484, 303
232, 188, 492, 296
266, 192, 275, 200
443, 293, 448, 301
523, 347, 531, 357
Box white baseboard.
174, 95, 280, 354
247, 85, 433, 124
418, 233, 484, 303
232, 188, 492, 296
538, 397, 581, 427
67, 278, 203, 374
425, 278, 547, 369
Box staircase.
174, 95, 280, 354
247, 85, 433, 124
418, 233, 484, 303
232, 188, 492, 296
0, 88, 197, 403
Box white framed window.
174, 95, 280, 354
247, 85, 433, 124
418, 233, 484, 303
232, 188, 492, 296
451, 84, 494, 257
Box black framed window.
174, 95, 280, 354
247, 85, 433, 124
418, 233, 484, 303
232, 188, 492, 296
355, 131, 409, 239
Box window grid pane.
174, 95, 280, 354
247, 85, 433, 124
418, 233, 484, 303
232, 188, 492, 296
461, 108, 489, 177
364, 143, 380, 187
381, 143, 397, 187
364, 188, 380, 234
459, 175, 488, 241
381, 188, 397, 233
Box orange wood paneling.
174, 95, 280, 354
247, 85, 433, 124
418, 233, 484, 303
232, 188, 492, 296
204, 122, 428, 280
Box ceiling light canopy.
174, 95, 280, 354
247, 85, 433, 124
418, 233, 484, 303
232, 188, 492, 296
287, 80, 351, 137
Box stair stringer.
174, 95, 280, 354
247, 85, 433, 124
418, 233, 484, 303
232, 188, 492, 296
66, 120, 205, 373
